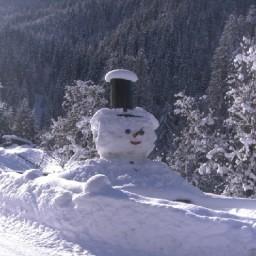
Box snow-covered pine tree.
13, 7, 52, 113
11, 98, 36, 140
41, 80, 107, 166
246, 4, 256, 39
154, 102, 177, 161
0, 101, 13, 138
201, 37, 256, 197
196, 8, 256, 197
207, 13, 245, 122
168, 92, 224, 193
223, 37, 256, 197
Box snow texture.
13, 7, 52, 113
0, 165, 256, 256
105, 69, 138, 82
0, 214, 90, 256
90, 107, 159, 161
61, 158, 203, 201
0, 145, 256, 255
0, 145, 63, 174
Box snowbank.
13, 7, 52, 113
0, 170, 256, 255
0, 145, 256, 255
61, 158, 203, 202
0, 146, 63, 174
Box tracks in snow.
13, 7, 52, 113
0, 213, 92, 256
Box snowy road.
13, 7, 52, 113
0, 214, 91, 256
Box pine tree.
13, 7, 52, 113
168, 92, 224, 193
201, 37, 256, 197
207, 14, 245, 122
41, 80, 107, 165
11, 98, 36, 140
223, 37, 256, 197
0, 101, 13, 138
246, 5, 256, 39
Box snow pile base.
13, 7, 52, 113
0, 146, 63, 174
61, 158, 204, 202
0, 170, 256, 256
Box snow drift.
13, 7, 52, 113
0, 167, 256, 256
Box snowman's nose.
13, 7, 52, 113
133, 129, 144, 137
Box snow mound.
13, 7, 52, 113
84, 174, 111, 193
61, 158, 203, 202
1, 147, 256, 255
0, 170, 256, 255
0, 146, 63, 174
62, 158, 256, 211
23, 169, 43, 181
83, 174, 128, 199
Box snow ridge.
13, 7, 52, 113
0, 169, 256, 255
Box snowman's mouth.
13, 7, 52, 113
130, 140, 141, 145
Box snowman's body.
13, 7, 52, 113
90, 107, 159, 162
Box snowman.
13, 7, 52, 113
90, 69, 159, 163
60, 69, 203, 202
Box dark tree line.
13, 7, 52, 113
0, 0, 253, 120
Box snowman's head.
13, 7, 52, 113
90, 107, 159, 161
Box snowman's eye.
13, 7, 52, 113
138, 130, 145, 136
125, 129, 131, 134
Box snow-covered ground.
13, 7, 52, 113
1, 146, 256, 256
0, 214, 90, 256
0, 145, 63, 174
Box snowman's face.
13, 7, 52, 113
125, 128, 144, 145
90, 108, 159, 160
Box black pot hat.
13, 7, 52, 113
105, 69, 138, 111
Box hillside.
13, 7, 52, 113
0, 0, 254, 124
